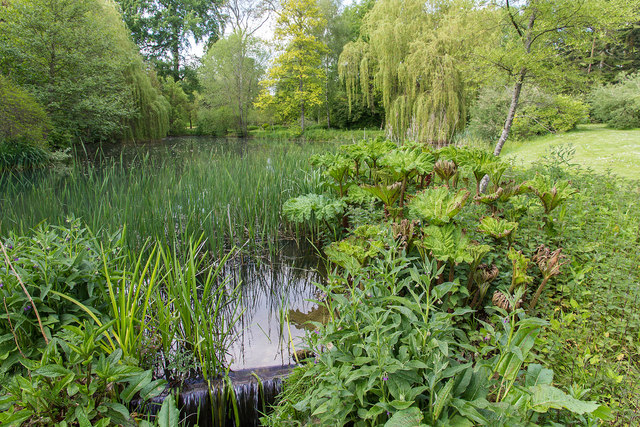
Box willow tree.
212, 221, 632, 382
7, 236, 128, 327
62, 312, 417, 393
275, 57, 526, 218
255, 0, 328, 131
339, 0, 480, 145
0, 0, 170, 144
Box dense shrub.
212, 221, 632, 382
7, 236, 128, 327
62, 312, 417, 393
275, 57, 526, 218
468, 85, 588, 141
162, 78, 191, 136
0, 138, 51, 172
512, 94, 589, 139
0, 75, 50, 145
0, 220, 120, 367
589, 72, 640, 129
196, 106, 234, 136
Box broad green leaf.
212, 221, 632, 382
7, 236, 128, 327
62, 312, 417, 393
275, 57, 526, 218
529, 385, 601, 414
385, 407, 424, 427
525, 364, 553, 387
33, 364, 72, 378
157, 395, 179, 427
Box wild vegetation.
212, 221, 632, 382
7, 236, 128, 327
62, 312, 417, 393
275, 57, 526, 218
1, 0, 639, 424
265, 140, 640, 425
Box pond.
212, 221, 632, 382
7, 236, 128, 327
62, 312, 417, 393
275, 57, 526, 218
1, 136, 333, 424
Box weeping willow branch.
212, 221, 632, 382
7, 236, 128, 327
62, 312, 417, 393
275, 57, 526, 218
339, 0, 479, 145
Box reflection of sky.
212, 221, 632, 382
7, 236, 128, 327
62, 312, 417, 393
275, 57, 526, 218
224, 246, 325, 370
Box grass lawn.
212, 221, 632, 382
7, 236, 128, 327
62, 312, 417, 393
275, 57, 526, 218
502, 124, 640, 180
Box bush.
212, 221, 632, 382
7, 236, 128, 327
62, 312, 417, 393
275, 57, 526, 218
196, 106, 234, 136
589, 72, 640, 129
0, 138, 51, 172
0, 220, 120, 367
512, 94, 589, 139
0, 75, 50, 145
468, 85, 588, 141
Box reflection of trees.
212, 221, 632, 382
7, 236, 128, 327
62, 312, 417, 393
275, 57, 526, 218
219, 241, 326, 368
288, 305, 329, 331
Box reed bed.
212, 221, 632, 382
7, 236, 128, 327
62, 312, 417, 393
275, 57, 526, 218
0, 140, 329, 254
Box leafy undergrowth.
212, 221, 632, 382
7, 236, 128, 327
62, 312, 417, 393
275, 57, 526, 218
522, 153, 640, 424
264, 139, 639, 425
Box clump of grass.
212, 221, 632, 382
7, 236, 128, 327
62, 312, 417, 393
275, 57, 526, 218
0, 142, 328, 255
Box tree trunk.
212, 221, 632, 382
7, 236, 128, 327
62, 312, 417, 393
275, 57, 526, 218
325, 57, 330, 129
479, 74, 524, 192
300, 77, 305, 132
172, 42, 180, 81
587, 31, 597, 74
493, 70, 525, 157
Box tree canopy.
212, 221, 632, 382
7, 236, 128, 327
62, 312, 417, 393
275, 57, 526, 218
0, 0, 170, 145
199, 31, 267, 136
255, 0, 328, 131
117, 0, 225, 81
339, 0, 483, 145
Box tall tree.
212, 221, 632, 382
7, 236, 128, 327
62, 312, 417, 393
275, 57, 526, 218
0, 0, 170, 145
478, 0, 636, 161
255, 0, 328, 131
339, 0, 483, 145
117, 0, 225, 81
199, 31, 267, 135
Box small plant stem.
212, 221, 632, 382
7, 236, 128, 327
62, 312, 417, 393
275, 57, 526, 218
529, 275, 550, 310
448, 261, 455, 283
3, 297, 25, 358
399, 175, 408, 209
0, 241, 48, 344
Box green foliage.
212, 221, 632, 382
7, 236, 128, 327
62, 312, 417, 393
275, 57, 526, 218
161, 78, 191, 135
479, 216, 518, 241
123, 64, 171, 141
416, 224, 473, 264
468, 85, 588, 142
524, 173, 578, 216
1, 142, 325, 256
0, 0, 168, 144
255, 0, 328, 130
116, 0, 224, 81
339, 0, 483, 144
589, 72, 640, 129
0, 220, 121, 367
324, 227, 385, 272
0, 324, 165, 426
512, 94, 589, 139
0, 139, 52, 172
199, 31, 266, 136
407, 187, 470, 226
263, 250, 606, 425
0, 75, 50, 145
283, 194, 346, 225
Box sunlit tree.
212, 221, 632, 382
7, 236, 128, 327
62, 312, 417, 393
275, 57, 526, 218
255, 0, 328, 131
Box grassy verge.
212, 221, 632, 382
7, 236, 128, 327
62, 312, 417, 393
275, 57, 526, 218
249, 127, 385, 142
502, 124, 640, 180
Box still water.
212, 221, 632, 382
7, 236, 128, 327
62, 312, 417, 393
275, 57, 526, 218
83, 137, 327, 371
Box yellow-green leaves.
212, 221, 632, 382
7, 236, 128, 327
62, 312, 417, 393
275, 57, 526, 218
255, 0, 327, 130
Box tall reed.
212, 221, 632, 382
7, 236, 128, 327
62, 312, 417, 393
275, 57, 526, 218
0, 140, 328, 254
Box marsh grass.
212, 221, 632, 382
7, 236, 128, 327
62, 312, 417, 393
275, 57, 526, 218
0, 141, 329, 255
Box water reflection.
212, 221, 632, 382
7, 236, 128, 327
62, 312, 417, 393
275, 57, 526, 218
224, 241, 326, 370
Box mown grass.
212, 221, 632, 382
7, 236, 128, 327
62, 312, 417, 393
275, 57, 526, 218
0, 140, 330, 255
502, 124, 640, 180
